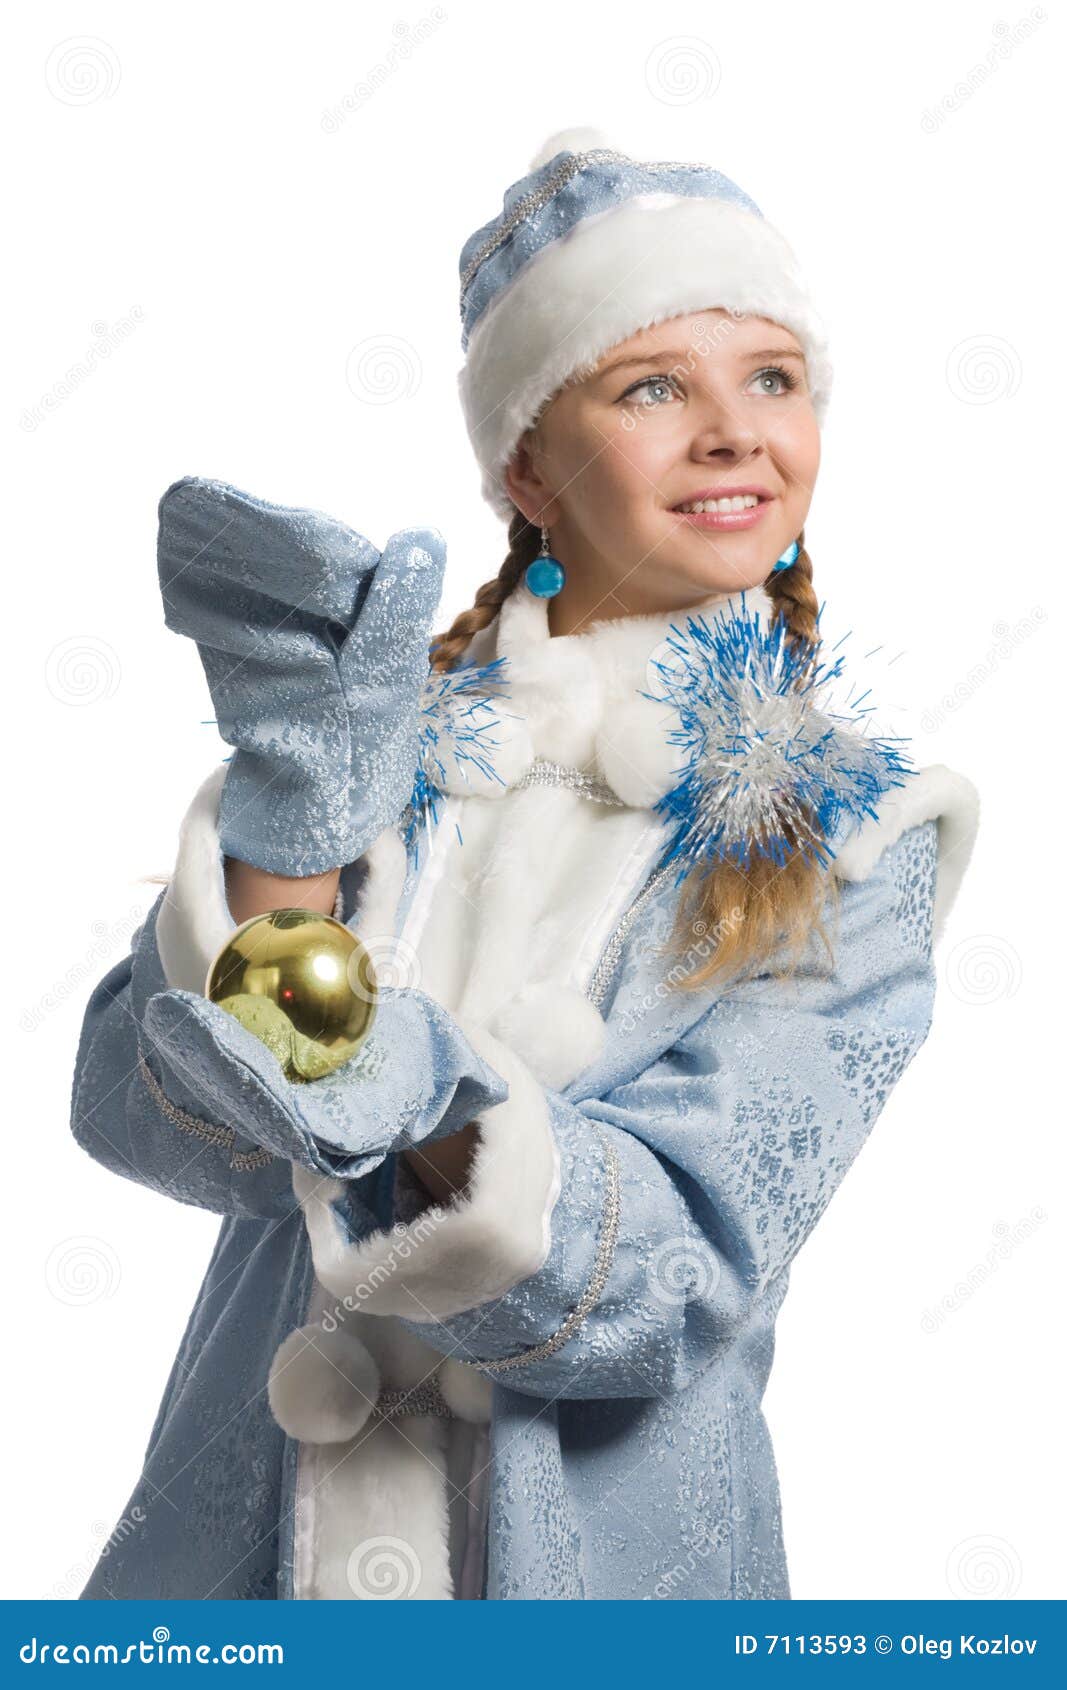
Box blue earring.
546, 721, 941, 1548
524, 525, 566, 598
773, 539, 800, 572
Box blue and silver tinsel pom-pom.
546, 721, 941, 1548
646, 593, 916, 884
402, 655, 512, 861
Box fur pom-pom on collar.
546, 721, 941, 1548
430, 576, 775, 808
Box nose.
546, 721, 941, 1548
689, 393, 762, 465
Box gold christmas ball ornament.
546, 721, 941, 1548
204, 910, 378, 1083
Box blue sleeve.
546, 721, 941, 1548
293, 821, 940, 1399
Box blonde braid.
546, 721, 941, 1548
765, 525, 819, 650
429, 510, 540, 673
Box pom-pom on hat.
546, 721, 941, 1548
457, 126, 832, 521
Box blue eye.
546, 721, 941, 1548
751, 365, 800, 395
619, 365, 802, 407
619, 374, 680, 406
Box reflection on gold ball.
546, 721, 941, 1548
204, 910, 377, 1082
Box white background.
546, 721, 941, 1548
6, 0, 1061, 1602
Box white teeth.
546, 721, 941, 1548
676, 494, 761, 514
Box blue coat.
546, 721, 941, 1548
69, 583, 980, 1601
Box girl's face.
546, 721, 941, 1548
504, 308, 820, 628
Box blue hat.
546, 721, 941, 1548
457, 126, 833, 521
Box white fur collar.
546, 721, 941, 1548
435, 578, 776, 809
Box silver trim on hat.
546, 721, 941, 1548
460, 148, 712, 306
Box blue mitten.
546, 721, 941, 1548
141, 984, 510, 1182
157, 476, 446, 876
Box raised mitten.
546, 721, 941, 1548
157, 475, 445, 876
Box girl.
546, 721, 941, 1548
70, 128, 979, 1601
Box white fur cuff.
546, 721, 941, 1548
291, 1018, 562, 1321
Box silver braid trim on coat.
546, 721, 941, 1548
137, 1044, 275, 1172
372, 1371, 454, 1421
468, 1120, 622, 1374
586, 859, 675, 1010
511, 755, 626, 807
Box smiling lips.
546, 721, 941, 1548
672, 490, 774, 531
